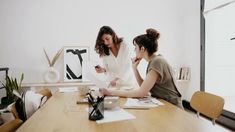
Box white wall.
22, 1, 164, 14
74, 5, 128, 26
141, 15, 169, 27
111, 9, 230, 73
0, 0, 200, 101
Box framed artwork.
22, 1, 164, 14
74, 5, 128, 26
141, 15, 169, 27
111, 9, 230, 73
0, 68, 9, 88
63, 46, 89, 82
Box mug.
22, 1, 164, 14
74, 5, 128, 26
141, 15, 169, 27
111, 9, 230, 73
1, 111, 15, 123
104, 96, 119, 109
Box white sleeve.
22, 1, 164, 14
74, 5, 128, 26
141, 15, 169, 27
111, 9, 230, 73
116, 43, 133, 82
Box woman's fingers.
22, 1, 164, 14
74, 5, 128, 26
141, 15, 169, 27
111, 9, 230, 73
99, 88, 110, 95
95, 65, 104, 73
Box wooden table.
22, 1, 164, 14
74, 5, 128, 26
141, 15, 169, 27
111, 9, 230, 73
21, 82, 94, 88
16, 92, 227, 132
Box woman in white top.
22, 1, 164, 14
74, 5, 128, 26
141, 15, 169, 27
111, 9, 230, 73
94, 26, 136, 87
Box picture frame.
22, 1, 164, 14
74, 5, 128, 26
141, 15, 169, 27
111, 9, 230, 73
63, 46, 89, 82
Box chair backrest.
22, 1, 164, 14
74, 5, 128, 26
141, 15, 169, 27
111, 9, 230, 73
0, 119, 23, 132
11, 103, 19, 119
15, 90, 48, 121
190, 91, 224, 120
37, 88, 52, 99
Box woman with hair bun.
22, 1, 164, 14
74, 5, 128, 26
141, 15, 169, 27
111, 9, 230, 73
100, 28, 182, 107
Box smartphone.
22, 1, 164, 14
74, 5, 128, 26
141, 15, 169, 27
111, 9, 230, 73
134, 58, 140, 62
95, 65, 100, 69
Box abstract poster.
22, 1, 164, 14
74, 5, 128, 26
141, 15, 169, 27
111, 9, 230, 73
64, 47, 89, 82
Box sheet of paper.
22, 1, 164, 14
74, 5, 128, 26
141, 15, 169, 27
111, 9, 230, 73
84, 71, 109, 88
96, 108, 136, 124
58, 87, 78, 93
124, 96, 164, 109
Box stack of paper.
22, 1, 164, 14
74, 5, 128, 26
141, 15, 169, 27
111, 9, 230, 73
124, 96, 164, 109
96, 108, 136, 124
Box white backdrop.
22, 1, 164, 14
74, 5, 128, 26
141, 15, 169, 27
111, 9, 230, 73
0, 0, 200, 100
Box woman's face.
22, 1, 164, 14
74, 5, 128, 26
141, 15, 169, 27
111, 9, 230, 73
101, 34, 113, 48
134, 42, 143, 59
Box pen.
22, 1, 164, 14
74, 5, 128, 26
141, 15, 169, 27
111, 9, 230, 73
123, 107, 150, 110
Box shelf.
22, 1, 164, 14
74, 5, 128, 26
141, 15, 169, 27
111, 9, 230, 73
21, 81, 95, 88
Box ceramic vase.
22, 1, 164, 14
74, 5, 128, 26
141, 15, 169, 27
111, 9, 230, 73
44, 67, 60, 83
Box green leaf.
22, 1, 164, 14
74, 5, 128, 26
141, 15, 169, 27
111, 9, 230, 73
14, 78, 18, 90
19, 73, 24, 90
1, 73, 24, 103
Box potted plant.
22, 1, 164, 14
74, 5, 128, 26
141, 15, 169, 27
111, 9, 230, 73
0, 74, 24, 105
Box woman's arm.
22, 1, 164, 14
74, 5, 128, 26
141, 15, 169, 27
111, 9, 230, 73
100, 70, 159, 98
131, 57, 143, 86
132, 67, 143, 86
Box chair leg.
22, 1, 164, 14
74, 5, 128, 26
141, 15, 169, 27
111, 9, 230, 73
212, 119, 216, 125
197, 112, 200, 118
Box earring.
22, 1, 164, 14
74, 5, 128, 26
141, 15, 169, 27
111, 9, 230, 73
141, 47, 145, 52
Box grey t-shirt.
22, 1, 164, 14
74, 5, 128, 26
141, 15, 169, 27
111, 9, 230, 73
147, 54, 181, 105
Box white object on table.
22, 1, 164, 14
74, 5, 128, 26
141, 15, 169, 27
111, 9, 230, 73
96, 108, 136, 124
124, 96, 164, 109
58, 87, 78, 93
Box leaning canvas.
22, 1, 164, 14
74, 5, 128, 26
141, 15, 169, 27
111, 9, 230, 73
63, 46, 89, 82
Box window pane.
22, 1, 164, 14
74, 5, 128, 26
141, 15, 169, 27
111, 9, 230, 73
205, 2, 235, 113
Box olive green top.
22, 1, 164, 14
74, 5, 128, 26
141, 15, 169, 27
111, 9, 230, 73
147, 54, 181, 105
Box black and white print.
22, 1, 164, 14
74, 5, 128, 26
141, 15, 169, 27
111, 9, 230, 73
64, 47, 89, 82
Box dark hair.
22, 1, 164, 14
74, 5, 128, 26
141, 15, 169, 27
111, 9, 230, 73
133, 28, 160, 56
95, 26, 123, 56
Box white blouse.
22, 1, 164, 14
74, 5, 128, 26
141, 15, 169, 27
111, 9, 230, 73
101, 42, 136, 87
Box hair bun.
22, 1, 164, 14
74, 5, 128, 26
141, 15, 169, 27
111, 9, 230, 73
146, 28, 160, 41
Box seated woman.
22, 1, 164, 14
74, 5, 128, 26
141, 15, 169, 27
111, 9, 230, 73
99, 28, 182, 107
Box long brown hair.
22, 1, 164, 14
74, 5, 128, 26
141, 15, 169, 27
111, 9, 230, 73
133, 28, 160, 56
95, 26, 123, 56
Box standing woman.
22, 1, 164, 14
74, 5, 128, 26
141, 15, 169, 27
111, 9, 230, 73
94, 26, 136, 87
99, 28, 182, 107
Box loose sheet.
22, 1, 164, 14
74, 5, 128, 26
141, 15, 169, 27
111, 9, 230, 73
96, 108, 136, 124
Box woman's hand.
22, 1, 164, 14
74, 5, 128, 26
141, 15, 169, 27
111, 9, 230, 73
95, 65, 106, 73
99, 88, 111, 96
109, 78, 119, 87
131, 57, 141, 69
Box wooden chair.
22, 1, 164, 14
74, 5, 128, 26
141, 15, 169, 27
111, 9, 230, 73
37, 88, 52, 99
0, 118, 23, 132
190, 91, 224, 125
11, 103, 19, 119
10, 88, 52, 121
